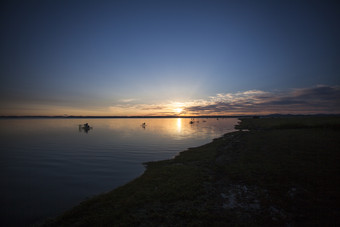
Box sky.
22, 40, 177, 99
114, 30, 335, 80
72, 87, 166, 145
1, 0, 339, 116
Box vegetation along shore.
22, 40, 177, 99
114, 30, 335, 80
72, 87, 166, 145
42, 116, 340, 226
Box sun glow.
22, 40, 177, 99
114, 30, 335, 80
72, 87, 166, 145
175, 108, 183, 114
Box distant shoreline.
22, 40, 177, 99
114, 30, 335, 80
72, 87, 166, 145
0, 115, 238, 119
1, 114, 339, 119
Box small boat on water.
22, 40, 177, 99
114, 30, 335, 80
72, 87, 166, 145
79, 123, 92, 133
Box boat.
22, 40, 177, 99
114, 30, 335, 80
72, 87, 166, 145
79, 123, 92, 133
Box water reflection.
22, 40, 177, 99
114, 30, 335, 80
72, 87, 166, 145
101, 118, 238, 141
177, 118, 182, 133
0, 117, 238, 226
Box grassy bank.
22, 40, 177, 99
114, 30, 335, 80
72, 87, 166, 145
42, 116, 340, 226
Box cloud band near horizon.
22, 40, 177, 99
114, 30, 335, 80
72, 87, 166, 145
1, 85, 339, 116
181, 85, 340, 115
108, 85, 340, 116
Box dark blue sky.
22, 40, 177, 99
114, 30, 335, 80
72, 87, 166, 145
1, 0, 339, 115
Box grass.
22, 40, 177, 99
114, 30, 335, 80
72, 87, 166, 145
235, 116, 340, 130
41, 116, 340, 226
219, 128, 340, 225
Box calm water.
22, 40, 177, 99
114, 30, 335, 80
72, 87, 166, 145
0, 118, 238, 226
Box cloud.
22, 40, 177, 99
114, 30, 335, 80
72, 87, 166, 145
184, 85, 340, 115
7, 83, 339, 116
105, 85, 340, 116
108, 103, 178, 116
119, 98, 137, 103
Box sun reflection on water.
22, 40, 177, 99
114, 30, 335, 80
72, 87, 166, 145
176, 118, 182, 133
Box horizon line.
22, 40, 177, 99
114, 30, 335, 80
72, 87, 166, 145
1, 113, 340, 119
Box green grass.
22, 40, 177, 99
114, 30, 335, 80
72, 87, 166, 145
41, 116, 340, 226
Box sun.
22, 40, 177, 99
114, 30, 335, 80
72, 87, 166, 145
174, 108, 183, 114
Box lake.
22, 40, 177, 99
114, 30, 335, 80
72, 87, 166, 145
0, 117, 238, 226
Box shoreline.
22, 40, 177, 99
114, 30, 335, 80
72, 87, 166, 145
42, 116, 340, 226
41, 130, 245, 226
